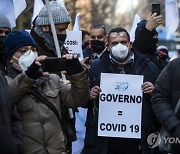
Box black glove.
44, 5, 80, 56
170, 125, 180, 138
66, 58, 84, 75
25, 60, 43, 79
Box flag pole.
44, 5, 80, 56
44, 0, 61, 58
44, 0, 67, 81
44, 0, 74, 118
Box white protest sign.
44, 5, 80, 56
64, 31, 83, 61
98, 73, 143, 139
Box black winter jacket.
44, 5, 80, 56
83, 50, 159, 154
133, 26, 168, 74
152, 58, 180, 132
0, 70, 24, 154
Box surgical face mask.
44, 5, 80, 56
18, 50, 38, 71
111, 43, 129, 60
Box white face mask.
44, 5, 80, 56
18, 50, 38, 71
111, 43, 129, 60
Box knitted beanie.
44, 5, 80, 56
0, 13, 11, 30
4, 30, 37, 60
36, 1, 71, 26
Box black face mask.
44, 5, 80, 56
57, 34, 67, 43
0, 36, 6, 53
91, 40, 105, 54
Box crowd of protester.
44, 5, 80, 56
0, 1, 179, 154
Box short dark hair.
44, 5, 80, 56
108, 27, 130, 42
82, 30, 90, 40
90, 24, 106, 35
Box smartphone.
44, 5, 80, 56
84, 54, 97, 65
41, 57, 66, 72
152, 4, 160, 16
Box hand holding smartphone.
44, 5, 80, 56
41, 57, 66, 72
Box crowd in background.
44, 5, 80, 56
0, 1, 180, 154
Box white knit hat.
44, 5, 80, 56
0, 13, 11, 29
36, 1, 71, 26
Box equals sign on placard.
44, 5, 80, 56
118, 111, 123, 116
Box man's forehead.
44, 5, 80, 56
55, 23, 68, 29
110, 31, 128, 42
110, 31, 127, 38
90, 28, 105, 36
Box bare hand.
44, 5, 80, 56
90, 86, 102, 100
81, 57, 91, 69
62, 53, 78, 60
146, 13, 163, 31
141, 81, 154, 94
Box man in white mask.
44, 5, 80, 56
83, 27, 160, 154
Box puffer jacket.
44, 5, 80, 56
7, 70, 89, 154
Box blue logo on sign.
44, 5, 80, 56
115, 82, 129, 91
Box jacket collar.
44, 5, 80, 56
99, 49, 149, 73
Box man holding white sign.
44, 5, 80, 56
82, 27, 159, 154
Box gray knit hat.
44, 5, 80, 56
36, 1, 71, 26
0, 13, 11, 29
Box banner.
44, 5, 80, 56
98, 73, 143, 139
130, 14, 141, 42
165, 0, 179, 38
64, 31, 83, 61
32, 0, 44, 22
73, 13, 81, 31
13, 0, 26, 19
0, 0, 26, 27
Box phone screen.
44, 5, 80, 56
152, 4, 160, 16
41, 57, 66, 72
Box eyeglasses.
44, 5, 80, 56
18, 47, 37, 55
